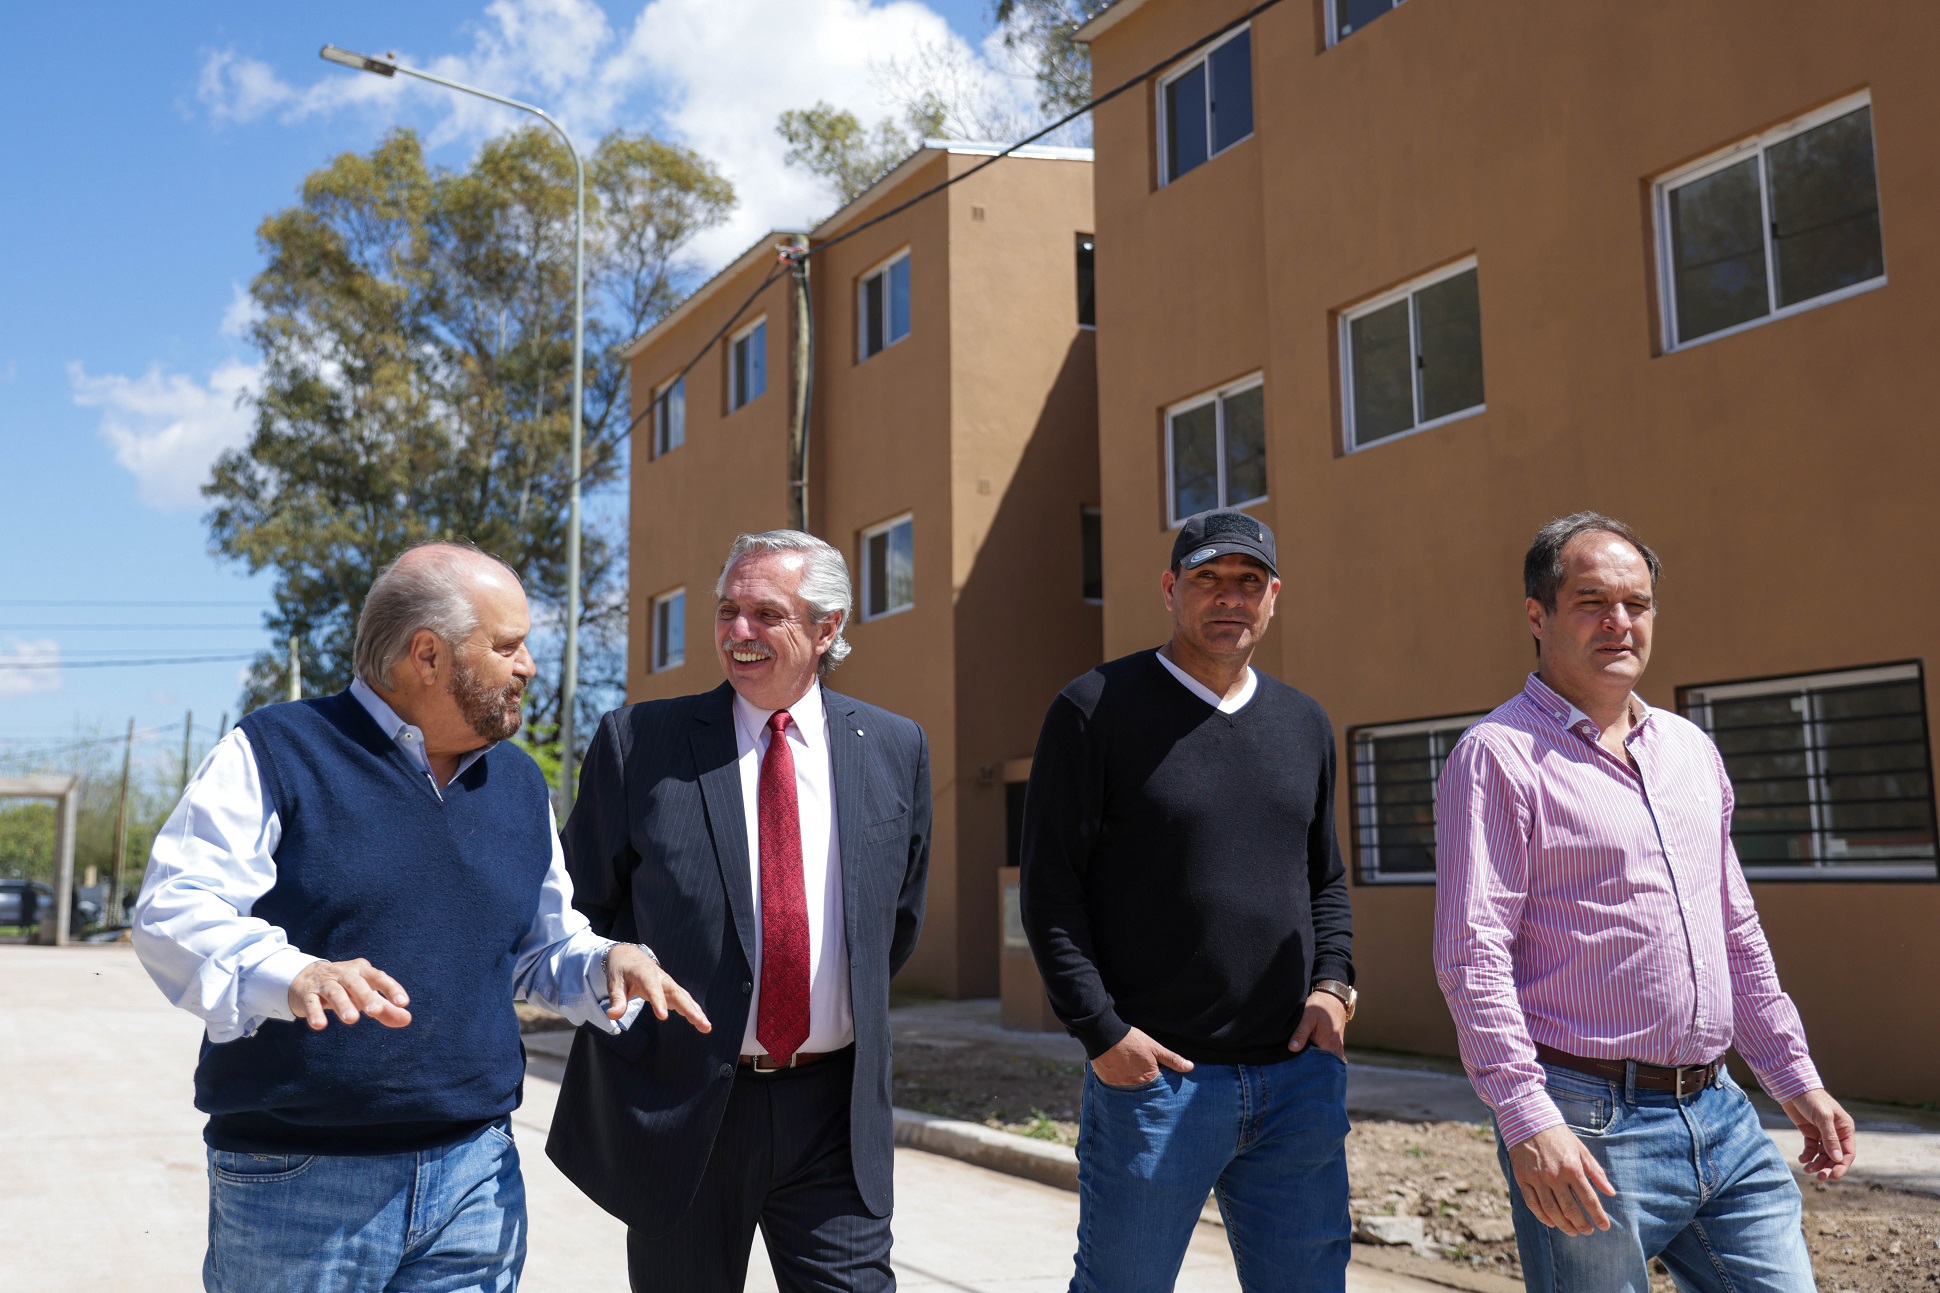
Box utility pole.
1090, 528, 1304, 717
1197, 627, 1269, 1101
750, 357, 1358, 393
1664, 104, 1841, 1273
109, 718, 134, 927
179, 711, 194, 797
287, 636, 302, 702
784, 240, 812, 532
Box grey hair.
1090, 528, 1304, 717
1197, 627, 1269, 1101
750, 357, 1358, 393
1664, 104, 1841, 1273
353, 541, 521, 690
714, 530, 854, 677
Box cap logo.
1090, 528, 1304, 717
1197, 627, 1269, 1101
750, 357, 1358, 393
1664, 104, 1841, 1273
1187, 546, 1218, 565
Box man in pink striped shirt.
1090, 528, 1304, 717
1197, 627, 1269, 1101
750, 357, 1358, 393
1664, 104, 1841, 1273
1434, 512, 1855, 1291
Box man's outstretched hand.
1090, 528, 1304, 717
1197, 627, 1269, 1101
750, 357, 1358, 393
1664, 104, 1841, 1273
1783, 1088, 1856, 1182
288, 958, 412, 1031
604, 944, 711, 1033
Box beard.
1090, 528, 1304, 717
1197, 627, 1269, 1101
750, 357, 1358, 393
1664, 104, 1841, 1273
450, 654, 526, 742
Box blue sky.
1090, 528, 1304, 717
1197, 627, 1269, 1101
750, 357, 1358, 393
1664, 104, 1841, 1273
0, 0, 1009, 773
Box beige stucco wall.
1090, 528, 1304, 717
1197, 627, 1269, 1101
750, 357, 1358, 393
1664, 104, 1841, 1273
1089, 0, 1940, 1102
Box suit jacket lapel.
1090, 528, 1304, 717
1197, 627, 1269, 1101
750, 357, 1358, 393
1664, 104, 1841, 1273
691, 683, 756, 968
826, 690, 868, 953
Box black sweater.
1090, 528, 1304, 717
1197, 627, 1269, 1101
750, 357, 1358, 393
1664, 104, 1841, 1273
1019, 649, 1354, 1065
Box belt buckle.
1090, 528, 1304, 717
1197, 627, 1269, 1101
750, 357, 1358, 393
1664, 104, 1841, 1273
749, 1053, 797, 1074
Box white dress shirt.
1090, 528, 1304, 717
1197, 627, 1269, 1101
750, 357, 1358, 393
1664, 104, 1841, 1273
732, 682, 854, 1056
1155, 648, 1258, 714
133, 678, 623, 1044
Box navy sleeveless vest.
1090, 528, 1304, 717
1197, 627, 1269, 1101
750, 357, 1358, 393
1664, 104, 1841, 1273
196, 691, 553, 1154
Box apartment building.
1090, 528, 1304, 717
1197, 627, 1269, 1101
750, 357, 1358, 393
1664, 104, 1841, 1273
1077, 0, 1940, 1101
623, 143, 1100, 999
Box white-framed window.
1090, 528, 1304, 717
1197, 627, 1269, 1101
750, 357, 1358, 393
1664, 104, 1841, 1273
1157, 26, 1252, 185
1654, 92, 1884, 352
729, 317, 767, 411
1350, 712, 1484, 885
1680, 662, 1935, 881
1165, 375, 1266, 527
1079, 505, 1103, 604
651, 377, 684, 457
859, 249, 912, 360
1326, 0, 1406, 46
650, 588, 685, 672
1340, 258, 1485, 452
860, 514, 915, 620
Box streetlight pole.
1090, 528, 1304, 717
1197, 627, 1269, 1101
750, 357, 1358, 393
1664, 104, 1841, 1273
320, 45, 585, 809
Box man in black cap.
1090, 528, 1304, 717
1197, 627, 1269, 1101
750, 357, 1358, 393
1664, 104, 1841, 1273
1020, 508, 1357, 1293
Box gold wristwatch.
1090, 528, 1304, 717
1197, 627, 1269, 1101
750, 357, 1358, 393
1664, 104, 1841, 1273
1312, 978, 1358, 1022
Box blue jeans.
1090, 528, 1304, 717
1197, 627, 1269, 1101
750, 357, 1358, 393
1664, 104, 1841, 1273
1069, 1047, 1350, 1293
204, 1118, 526, 1293
1498, 1064, 1814, 1293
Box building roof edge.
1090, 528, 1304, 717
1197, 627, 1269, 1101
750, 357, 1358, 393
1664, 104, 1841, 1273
619, 229, 807, 363
1073, 0, 1150, 44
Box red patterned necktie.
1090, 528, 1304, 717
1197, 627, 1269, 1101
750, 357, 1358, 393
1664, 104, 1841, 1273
756, 709, 811, 1063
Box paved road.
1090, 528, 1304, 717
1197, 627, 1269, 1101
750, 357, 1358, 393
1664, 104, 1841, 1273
5, 946, 1437, 1291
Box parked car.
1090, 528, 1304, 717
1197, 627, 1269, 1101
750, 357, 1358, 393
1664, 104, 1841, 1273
0, 879, 106, 937
0, 879, 52, 929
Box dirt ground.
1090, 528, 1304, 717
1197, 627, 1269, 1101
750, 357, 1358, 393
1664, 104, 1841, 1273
886, 1039, 1940, 1290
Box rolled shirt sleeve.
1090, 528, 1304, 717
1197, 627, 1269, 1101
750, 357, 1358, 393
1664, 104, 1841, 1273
133, 730, 318, 1044
1432, 735, 1563, 1148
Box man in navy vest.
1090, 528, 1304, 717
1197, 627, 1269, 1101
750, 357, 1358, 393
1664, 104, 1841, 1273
546, 529, 932, 1293
134, 542, 709, 1293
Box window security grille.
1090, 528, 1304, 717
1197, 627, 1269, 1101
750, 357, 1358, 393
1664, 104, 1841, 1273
1681, 664, 1936, 880
1349, 713, 1482, 883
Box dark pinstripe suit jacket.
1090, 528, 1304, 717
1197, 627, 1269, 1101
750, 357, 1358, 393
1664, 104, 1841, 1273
544, 681, 931, 1235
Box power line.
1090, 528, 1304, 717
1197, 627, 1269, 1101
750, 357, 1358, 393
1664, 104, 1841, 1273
0, 599, 266, 608
0, 653, 258, 670
0, 623, 265, 631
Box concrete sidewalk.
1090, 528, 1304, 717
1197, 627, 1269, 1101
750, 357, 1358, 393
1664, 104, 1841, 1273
5, 946, 1436, 1291
890, 999, 1940, 1197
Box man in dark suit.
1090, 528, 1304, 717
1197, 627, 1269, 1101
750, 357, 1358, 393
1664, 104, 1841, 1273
548, 529, 931, 1292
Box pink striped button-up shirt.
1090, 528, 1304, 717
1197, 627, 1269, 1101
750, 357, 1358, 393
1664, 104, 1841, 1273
1432, 673, 1821, 1148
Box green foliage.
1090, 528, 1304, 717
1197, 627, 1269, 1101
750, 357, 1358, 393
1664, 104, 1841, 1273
776, 101, 945, 210
994, 0, 1112, 118
0, 802, 54, 881
209, 125, 735, 739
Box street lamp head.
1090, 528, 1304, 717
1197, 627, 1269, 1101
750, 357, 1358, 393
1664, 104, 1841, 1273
319, 45, 396, 77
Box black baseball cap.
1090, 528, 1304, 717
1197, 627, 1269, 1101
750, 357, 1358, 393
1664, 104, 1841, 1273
1171, 509, 1277, 577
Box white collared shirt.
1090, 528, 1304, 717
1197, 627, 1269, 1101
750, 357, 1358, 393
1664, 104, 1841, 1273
731, 682, 854, 1056
1155, 648, 1258, 714
132, 678, 624, 1043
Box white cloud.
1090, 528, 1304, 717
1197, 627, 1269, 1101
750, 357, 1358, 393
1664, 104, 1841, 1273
219, 282, 261, 339
194, 0, 1045, 265
69, 359, 260, 511
0, 640, 62, 701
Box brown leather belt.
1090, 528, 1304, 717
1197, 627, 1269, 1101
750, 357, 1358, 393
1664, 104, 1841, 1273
1535, 1043, 1721, 1101
738, 1051, 833, 1073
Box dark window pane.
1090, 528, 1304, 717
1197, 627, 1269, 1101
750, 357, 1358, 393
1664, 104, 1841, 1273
889, 257, 911, 343
1209, 31, 1253, 155
732, 336, 749, 408
1076, 237, 1096, 327
1416, 268, 1485, 423
886, 521, 915, 611
1349, 299, 1414, 445
1336, 0, 1397, 41
864, 271, 885, 358
1165, 63, 1208, 182
1369, 733, 1437, 875
1222, 385, 1267, 504
1169, 402, 1218, 519
1815, 680, 1934, 862
1669, 157, 1769, 342
867, 531, 888, 615
1766, 107, 1884, 309
1080, 508, 1103, 601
